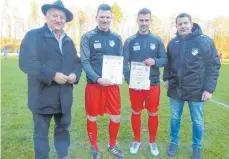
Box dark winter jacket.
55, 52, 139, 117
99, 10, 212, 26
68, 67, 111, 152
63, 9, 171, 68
163, 23, 220, 101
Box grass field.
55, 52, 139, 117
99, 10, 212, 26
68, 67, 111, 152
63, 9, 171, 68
1, 57, 229, 159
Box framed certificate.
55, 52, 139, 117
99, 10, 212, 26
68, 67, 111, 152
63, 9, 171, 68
129, 61, 150, 90
102, 55, 123, 84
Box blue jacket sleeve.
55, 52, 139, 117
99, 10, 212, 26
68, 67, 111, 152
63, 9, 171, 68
163, 42, 171, 81
71, 42, 82, 84
203, 38, 221, 93
19, 30, 56, 85
154, 37, 167, 68
80, 34, 100, 83
117, 36, 130, 84
123, 39, 131, 84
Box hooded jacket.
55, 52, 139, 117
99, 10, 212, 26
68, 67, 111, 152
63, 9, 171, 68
163, 23, 220, 101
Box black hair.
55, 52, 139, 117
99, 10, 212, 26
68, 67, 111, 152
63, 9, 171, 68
97, 4, 112, 15
138, 8, 151, 16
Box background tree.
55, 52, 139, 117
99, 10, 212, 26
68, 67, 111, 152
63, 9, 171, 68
112, 3, 123, 33
210, 16, 229, 58
65, 6, 78, 44
28, 1, 39, 29
0, 0, 12, 49
78, 9, 88, 38
65, 7, 88, 50
162, 14, 177, 47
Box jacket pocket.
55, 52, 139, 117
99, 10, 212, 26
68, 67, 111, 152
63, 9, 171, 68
39, 84, 60, 107
168, 78, 176, 90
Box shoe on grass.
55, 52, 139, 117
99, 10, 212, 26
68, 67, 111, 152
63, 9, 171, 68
167, 143, 178, 157
91, 146, 100, 159
192, 147, 202, 159
108, 144, 124, 158
130, 141, 141, 154
149, 143, 159, 157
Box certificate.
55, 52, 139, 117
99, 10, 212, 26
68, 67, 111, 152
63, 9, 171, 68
102, 55, 123, 84
129, 61, 150, 90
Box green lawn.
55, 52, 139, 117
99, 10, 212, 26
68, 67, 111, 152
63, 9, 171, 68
1, 58, 229, 159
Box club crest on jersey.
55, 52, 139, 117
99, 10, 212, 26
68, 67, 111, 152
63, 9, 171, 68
150, 43, 156, 50
191, 48, 199, 56
109, 40, 115, 47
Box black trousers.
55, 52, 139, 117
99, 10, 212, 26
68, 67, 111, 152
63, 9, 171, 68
33, 113, 70, 159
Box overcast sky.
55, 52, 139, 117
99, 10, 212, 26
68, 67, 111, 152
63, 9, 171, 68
2, 0, 229, 20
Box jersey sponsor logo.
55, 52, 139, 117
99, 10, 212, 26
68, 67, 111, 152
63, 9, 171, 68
150, 43, 156, 50
191, 48, 199, 56
109, 40, 115, 47
133, 42, 140, 51
94, 40, 102, 49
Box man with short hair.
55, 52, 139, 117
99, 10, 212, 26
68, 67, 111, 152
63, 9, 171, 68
123, 8, 167, 156
80, 4, 125, 159
163, 13, 220, 159
19, 1, 82, 159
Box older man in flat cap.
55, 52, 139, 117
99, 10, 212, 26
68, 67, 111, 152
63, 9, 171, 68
19, 0, 82, 159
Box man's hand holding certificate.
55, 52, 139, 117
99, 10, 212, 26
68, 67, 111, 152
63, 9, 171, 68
102, 55, 123, 85
129, 61, 150, 90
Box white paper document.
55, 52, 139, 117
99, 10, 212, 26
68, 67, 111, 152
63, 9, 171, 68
102, 55, 123, 84
129, 61, 150, 90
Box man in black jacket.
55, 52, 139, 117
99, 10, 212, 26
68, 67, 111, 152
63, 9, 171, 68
163, 13, 220, 159
19, 1, 82, 159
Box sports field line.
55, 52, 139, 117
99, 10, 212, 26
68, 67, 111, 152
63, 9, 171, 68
210, 99, 229, 108
159, 80, 229, 108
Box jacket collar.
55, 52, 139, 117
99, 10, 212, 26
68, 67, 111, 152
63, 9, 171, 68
48, 26, 66, 40
40, 23, 71, 43
38, 23, 72, 56
137, 30, 151, 37
176, 23, 202, 40
95, 26, 111, 35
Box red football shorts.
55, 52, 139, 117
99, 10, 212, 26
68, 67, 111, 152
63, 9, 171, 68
85, 84, 121, 116
129, 86, 160, 113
